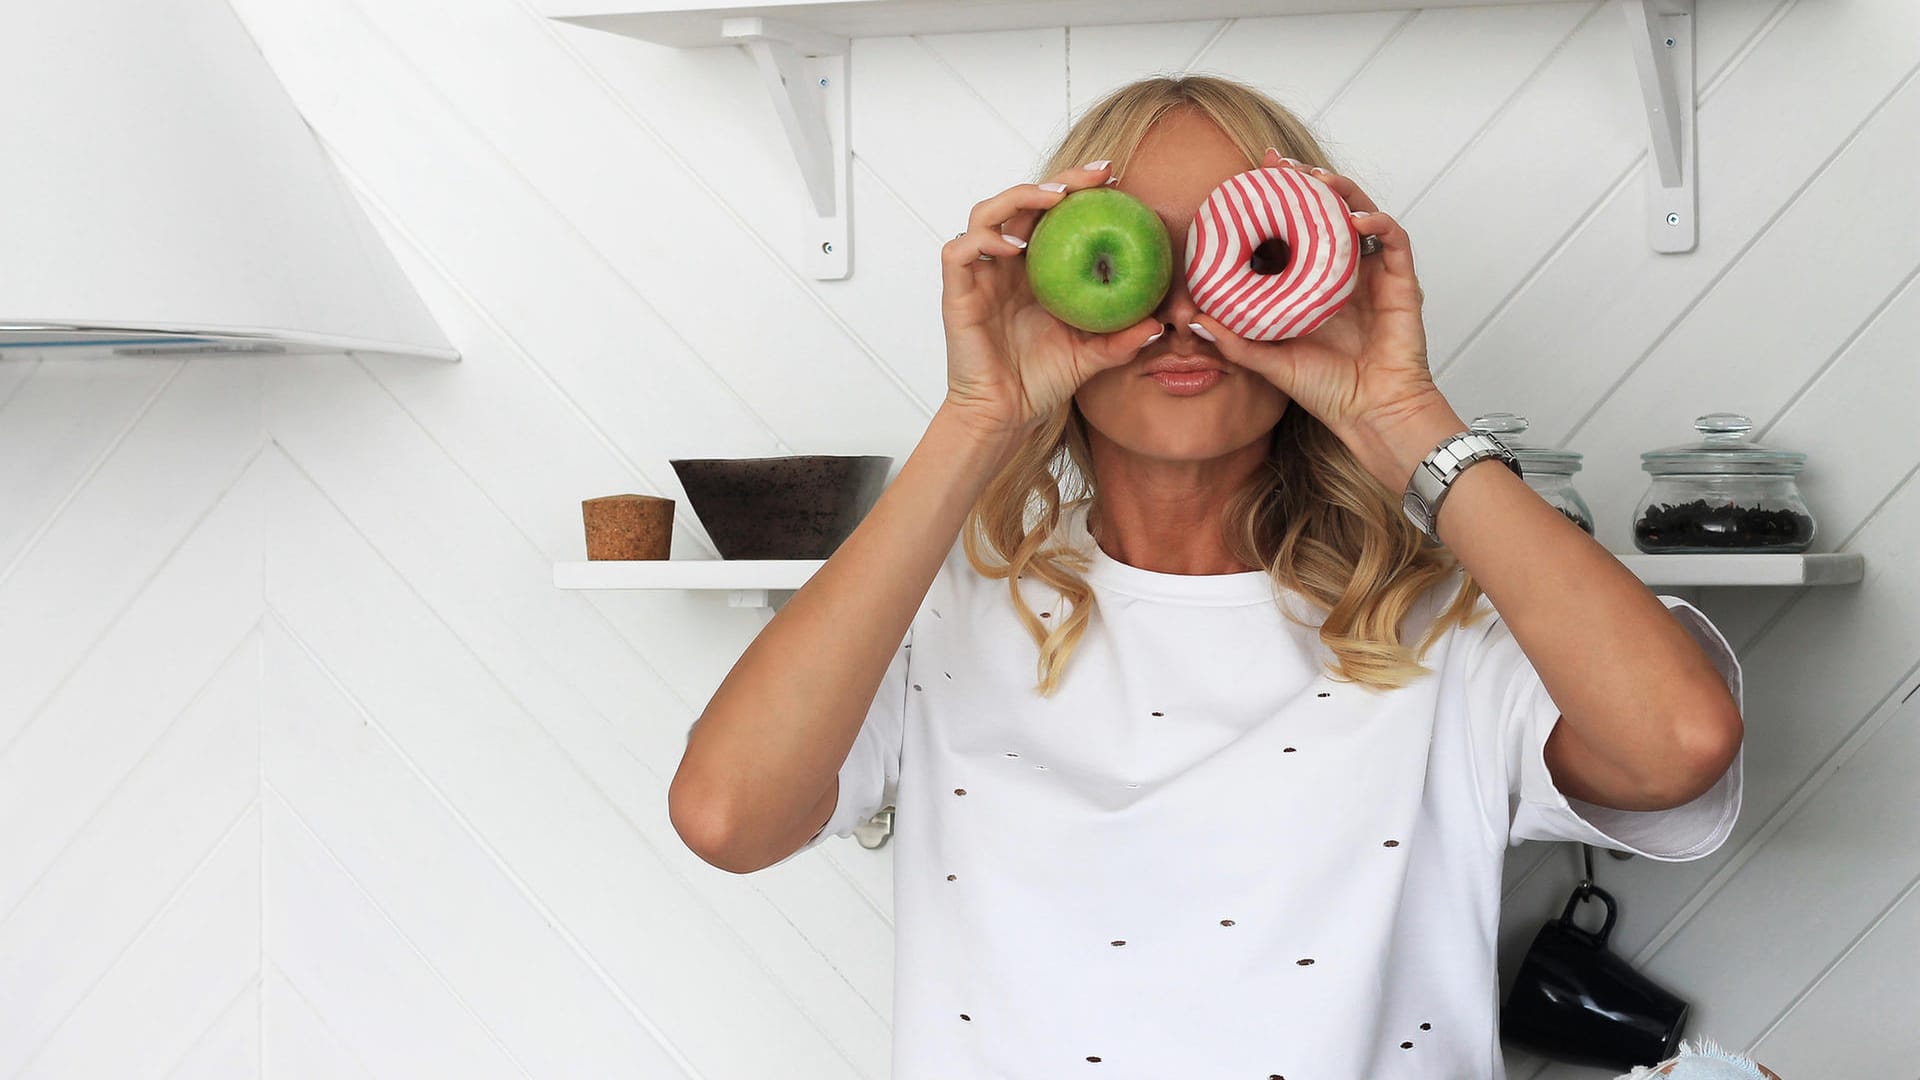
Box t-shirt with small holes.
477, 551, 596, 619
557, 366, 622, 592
779, 498, 1744, 1079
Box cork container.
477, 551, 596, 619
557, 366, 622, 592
582, 494, 674, 560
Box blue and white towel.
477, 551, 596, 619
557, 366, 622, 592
1614, 1035, 1776, 1079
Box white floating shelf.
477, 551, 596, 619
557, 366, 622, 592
1614, 552, 1864, 588
554, 551, 1862, 606
555, 558, 825, 608
536, 0, 1553, 47
538, 0, 1701, 265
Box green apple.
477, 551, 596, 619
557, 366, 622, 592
1024, 187, 1173, 334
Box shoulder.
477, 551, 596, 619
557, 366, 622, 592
918, 523, 988, 623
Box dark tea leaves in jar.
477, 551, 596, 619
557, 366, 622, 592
1633, 498, 1814, 550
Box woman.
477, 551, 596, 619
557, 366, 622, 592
671, 75, 1748, 1078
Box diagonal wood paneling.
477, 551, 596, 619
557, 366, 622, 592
1068, 19, 1241, 116
1636, 655, 1920, 1074
0, 358, 262, 747
3, 2, 1916, 1077
0, 425, 265, 918
1190, 11, 1414, 119
258, 432, 889, 1075
1755, 863, 1920, 1075
1499, 55, 1920, 1001
0, 357, 179, 575
917, 29, 1068, 153
238, 0, 938, 454
163, 975, 263, 1080
264, 612, 696, 1077
1301, 2, 1602, 207
223, 0, 802, 560
261, 965, 376, 1079
165, 978, 263, 1080
0, 624, 259, 1076
1567, 67, 1920, 552
264, 790, 531, 1078
1438, 0, 1920, 423
1411, 0, 1792, 378
17, 802, 260, 1080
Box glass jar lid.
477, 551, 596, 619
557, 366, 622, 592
1641, 412, 1806, 476
1468, 412, 1582, 475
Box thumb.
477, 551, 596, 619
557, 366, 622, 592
1191, 312, 1286, 373
1090, 317, 1167, 371
1189, 312, 1251, 362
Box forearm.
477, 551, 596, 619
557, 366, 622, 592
671, 401, 1022, 870
1340, 394, 1743, 802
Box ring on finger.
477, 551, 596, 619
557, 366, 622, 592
955, 229, 995, 261
1359, 234, 1381, 257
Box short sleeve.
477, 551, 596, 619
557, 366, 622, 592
765, 621, 913, 867
1452, 592, 1744, 862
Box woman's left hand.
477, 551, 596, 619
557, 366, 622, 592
1189, 148, 1448, 444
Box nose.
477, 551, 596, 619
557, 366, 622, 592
1152, 240, 1209, 349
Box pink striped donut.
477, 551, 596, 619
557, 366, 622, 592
1185, 166, 1361, 341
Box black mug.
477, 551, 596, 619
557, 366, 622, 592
1501, 883, 1690, 1072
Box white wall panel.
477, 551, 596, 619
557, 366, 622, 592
18, 805, 260, 1080
0, 430, 265, 916
261, 967, 376, 1080
167, 980, 264, 1080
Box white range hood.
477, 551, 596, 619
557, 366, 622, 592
0, 0, 457, 362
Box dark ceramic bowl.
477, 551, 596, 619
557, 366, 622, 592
668, 455, 893, 559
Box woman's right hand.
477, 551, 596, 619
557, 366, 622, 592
940, 160, 1169, 441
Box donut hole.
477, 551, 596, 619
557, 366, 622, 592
1249, 236, 1292, 275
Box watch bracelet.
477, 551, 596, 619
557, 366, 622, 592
1412, 431, 1521, 542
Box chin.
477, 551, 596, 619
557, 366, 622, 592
1111, 412, 1252, 459
1078, 374, 1284, 445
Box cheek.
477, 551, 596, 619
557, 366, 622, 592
1070, 373, 1124, 433
1232, 375, 1292, 431
1075, 360, 1144, 398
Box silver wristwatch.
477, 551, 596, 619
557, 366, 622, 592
1401, 430, 1522, 545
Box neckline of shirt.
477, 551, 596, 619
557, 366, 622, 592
1064, 500, 1280, 607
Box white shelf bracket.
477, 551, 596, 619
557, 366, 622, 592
721, 16, 850, 279
726, 587, 798, 609
1622, 0, 1697, 253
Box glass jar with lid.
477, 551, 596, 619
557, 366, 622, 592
1633, 412, 1816, 553
1468, 412, 1593, 535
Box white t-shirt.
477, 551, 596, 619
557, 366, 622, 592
781, 498, 1744, 1079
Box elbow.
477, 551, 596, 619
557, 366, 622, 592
674, 715, 771, 874
1664, 704, 1744, 807
668, 768, 759, 875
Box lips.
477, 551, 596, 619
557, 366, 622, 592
1142, 356, 1226, 375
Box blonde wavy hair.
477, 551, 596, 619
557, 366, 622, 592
960, 73, 1491, 697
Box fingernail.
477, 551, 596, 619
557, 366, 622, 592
1039, 182, 1067, 193
1264, 146, 1281, 160
1142, 328, 1165, 346
1188, 321, 1217, 343
1280, 156, 1305, 169
1001, 232, 1027, 249
1081, 158, 1110, 171
1351, 210, 1371, 218
1310, 166, 1329, 175
1104, 176, 1119, 185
